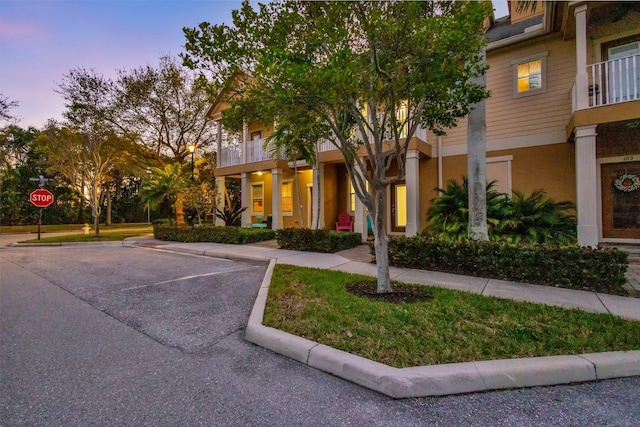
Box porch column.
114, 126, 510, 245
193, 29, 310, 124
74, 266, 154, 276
353, 159, 368, 242
214, 176, 226, 226
240, 172, 251, 227
242, 121, 248, 164
216, 120, 222, 168
271, 168, 283, 229
405, 150, 420, 237
575, 125, 598, 247
312, 163, 325, 229
575, 5, 589, 110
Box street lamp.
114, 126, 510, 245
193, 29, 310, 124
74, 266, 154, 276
187, 143, 196, 180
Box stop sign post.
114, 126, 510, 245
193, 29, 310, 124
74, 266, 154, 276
30, 188, 54, 208
29, 188, 54, 241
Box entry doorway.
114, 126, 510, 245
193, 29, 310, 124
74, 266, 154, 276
601, 161, 640, 239
390, 181, 407, 233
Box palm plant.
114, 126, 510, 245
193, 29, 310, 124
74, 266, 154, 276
425, 177, 507, 241
497, 189, 577, 244
141, 163, 188, 225
215, 178, 246, 226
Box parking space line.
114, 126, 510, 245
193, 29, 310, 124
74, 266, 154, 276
121, 267, 259, 292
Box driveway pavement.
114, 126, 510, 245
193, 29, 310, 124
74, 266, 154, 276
1, 243, 639, 426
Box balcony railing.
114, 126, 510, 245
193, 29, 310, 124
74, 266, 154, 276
588, 53, 640, 107
217, 138, 285, 168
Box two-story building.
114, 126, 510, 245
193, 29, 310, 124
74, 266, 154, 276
209, 1, 640, 246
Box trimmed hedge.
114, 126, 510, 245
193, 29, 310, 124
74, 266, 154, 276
276, 228, 362, 253
374, 236, 628, 295
154, 224, 275, 244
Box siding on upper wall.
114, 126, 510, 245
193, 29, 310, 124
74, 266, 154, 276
429, 33, 576, 149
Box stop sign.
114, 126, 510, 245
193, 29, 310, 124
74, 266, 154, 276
30, 188, 54, 208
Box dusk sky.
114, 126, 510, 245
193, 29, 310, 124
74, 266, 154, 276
1, 0, 510, 129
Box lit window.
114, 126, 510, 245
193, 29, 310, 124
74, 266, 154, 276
251, 183, 263, 214
512, 52, 547, 97
282, 181, 293, 215
349, 181, 356, 212
517, 60, 541, 92
396, 101, 408, 138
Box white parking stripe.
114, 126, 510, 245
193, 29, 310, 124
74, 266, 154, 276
121, 267, 258, 291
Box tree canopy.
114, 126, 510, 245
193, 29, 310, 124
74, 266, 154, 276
183, 0, 491, 292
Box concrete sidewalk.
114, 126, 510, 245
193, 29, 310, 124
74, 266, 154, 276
132, 238, 640, 321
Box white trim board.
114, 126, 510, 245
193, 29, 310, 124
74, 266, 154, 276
441, 130, 566, 157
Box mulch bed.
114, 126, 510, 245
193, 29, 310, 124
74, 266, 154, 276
346, 281, 432, 303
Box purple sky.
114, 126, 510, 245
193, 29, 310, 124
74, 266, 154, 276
1, 0, 509, 129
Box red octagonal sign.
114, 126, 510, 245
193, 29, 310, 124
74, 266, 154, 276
30, 188, 54, 208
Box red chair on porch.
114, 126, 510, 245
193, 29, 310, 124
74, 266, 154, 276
335, 212, 353, 232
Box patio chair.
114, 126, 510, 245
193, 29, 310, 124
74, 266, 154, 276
335, 212, 353, 232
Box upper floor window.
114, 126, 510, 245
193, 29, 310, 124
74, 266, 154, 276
512, 51, 548, 98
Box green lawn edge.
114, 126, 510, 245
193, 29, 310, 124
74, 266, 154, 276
20, 228, 153, 243
263, 264, 640, 368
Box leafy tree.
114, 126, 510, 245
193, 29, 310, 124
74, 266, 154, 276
115, 55, 217, 164
183, 0, 491, 293
140, 163, 188, 225
0, 94, 19, 125
183, 181, 215, 226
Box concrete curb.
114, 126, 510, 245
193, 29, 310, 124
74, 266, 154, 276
244, 257, 640, 398
10, 241, 129, 248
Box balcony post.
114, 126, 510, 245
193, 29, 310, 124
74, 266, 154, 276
241, 172, 250, 227
405, 150, 420, 237
575, 5, 589, 110
271, 168, 283, 230
215, 176, 226, 226
574, 125, 598, 247
242, 121, 248, 164
216, 120, 222, 168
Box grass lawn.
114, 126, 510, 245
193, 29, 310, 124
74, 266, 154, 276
1, 223, 151, 234
264, 264, 640, 368
20, 227, 152, 243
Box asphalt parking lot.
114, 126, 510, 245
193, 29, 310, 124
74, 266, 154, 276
1, 244, 639, 426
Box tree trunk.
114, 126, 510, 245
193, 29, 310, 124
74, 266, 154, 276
467, 48, 489, 241
106, 187, 112, 226
175, 195, 185, 225
92, 186, 100, 236
294, 160, 304, 228
372, 187, 392, 293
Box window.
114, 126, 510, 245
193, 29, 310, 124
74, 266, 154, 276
282, 180, 293, 216
250, 131, 262, 141
396, 101, 408, 138
349, 181, 356, 212
512, 52, 547, 97
251, 182, 264, 214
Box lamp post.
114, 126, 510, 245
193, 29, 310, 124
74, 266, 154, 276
187, 143, 196, 180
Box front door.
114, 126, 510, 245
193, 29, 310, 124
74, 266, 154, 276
390, 181, 406, 233
601, 161, 640, 239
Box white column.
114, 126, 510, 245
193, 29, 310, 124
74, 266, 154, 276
242, 121, 248, 164
271, 168, 283, 229
575, 5, 589, 110
575, 125, 598, 247
353, 159, 368, 242
214, 176, 226, 226
312, 163, 325, 229
405, 150, 420, 237
216, 121, 222, 168
240, 172, 250, 227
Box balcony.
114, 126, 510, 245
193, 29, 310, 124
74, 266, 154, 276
217, 138, 285, 168
573, 53, 640, 111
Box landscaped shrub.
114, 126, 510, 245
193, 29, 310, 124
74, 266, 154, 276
375, 236, 628, 295
276, 228, 361, 253
425, 177, 577, 244
154, 224, 275, 244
